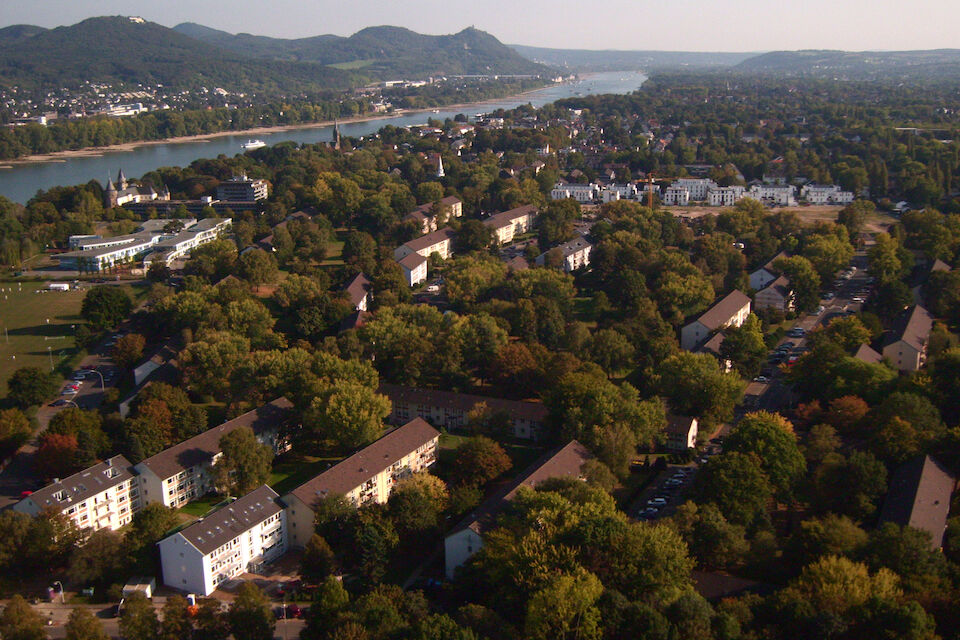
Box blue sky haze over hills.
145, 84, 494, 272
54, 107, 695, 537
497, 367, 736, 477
1, 0, 959, 52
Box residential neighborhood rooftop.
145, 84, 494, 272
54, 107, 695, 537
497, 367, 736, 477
23, 455, 135, 510
879, 455, 956, 549
695, 290, 752, 331
176, 485, 283, 555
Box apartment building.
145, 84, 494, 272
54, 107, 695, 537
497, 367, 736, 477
748, 184, 797, 206
397, 252, 429, 287
14, 455, 140, 533
706, 185, 746, 207
282, 418, 440, 548
882, 305, 933, 372
662, 186, 690, 206
379, 383, 548, 440
135, 398, 293, 508
216, 174, 269, 202
800, 184, 854, 205
754, 275, 795, 312
404, 196, 463, 234
159, 485, 287, 595
550, 182, 597, 203
673, 178, 718, 201
535, 237, 593, 273
483, 205, 539, 245
681, 290, 752, 351
393, 228, 456, 262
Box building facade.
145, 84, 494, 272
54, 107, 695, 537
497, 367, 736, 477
754, 275, 795, 312
14, 455, 140, 534
135, 398, 292, 508
283, 418, 440, 548
483, 205, 539, 245
550, 183, 597, 203
216, 175, 269, 202
706, 186, 746, 207
681, 290, 752, 351
393, 228, 456, 262
159, 485, 287, 595
882, 305, 933, 372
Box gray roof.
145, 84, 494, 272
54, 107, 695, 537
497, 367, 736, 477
24, 455, 135, 510
758, 275, 792, 299
136, 398, 292, 481
885, 305, 933, 352
176, 485, 282, 555
666, 414, 697, 437
402, 227, 456, 253
450, 440, 592, 536
397, 251, 427, 270
694, 290, 751, 331
287, 418, 440, 508
553, 237, 592, 258
698, 331, 726, 357
854, 343, 883, 364
879, 455, 956, 549
343, 272, 372, 307
483, 204, 537, 230
931, 259, 951, 273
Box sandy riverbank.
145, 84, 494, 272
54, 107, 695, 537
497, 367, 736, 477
0, 83, 562, 168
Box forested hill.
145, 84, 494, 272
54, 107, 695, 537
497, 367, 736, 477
509, 44, 755, 71
172, 23, 551, 77
734, 49, 960, 80
0, 16, 355, 92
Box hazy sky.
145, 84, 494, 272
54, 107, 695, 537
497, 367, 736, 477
2, 0, 958, 52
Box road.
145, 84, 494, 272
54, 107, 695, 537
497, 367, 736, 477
0, 339, 121, 509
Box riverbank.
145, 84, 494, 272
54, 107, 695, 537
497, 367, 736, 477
0, 82, 561, 169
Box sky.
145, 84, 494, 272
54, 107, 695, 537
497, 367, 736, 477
1, 0, 958, 52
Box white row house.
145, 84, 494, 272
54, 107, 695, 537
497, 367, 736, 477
681, 290, 752, 351
673, 178, 718, 201
748, 184, 797, 206
662, 187, 691, 206
483, 205, 538, 245
550, 183, 598, 203
159, 485, 287, 596
707, 185, 746, 207
15, 455, 140, 533
394, 227, 456, 262
535, 236, 593, 272
800, 184, 855, 205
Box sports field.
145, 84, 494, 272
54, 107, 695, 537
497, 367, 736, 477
0, 281, 87, 393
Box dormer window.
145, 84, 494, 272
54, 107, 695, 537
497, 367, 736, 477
53, 490, 67, 502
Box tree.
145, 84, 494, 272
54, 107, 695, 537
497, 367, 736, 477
81, 285, 132, 330
119, 592, 159, 640
587, 328, 636, 374
774, 255, 821, 311
67, 529, 125, 584
239, 249, 278, 291
802, 230, 854, 283
0, 595, 47, 640
725, 411, 805, 501
194, 599, 230, 640
412, 614, 479, 640
35, 432, 78, 480
693, 451, 773, 527
388, 472, 450, 535
862, 523, 948, 594
6, 366, 58, 408
159, 595, 193, 640
0, 510, 31, 571
719, 314, 768, 378
228, 582, 275, 640
126, 503, 179, 553
300, 534, 337, 583
0, 408, 31, 454
456, 219, 494, 252
353, 509, 399, 586
811, 451, 888, 520
803, 423, 841, 466
782, 555, 901, 616
342, 231, 378, 272
824, 396, 869, 433
304, 381, 390, 450
65, 607, 109, 640
213, 426, 273, 496
658, 352, 745, 426
788, 514, 868, 569
448, 436, 512, 487
868, 233, 903, 284
671, 502, 748, 569
113, 333, 146, 370
837, 200, 874, 237
524, 569, 603, 640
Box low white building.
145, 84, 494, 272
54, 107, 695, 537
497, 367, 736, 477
754, 275, 795, 312
15, 455, 141, 534
749, 251, 789, 291
397, 252, 428, 287
483, 205, 538, 245
706, 186, 746, 207
282, 418, 440, 548
535, 237, 593, 272
135, 398, 292, 508
681, 290, 752, 351
662, 187, 690, 206
343, 272, 373, 312
393, 228, 456, 262
882, 305, 933, 372
159, 485, 287, 596
673, 178, 718, 201
665, 415, 698, 451
403, 196, 463, 234
800, 184, 855, 205
748, 184, 797, 206
550, 183, 597, 203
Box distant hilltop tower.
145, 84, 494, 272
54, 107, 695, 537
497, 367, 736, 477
332, 119, 341, 151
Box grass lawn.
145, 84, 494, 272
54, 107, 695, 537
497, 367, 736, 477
269, 454, 341, 496
177, 494, 230, 519
328, 59, 376, 70
572, 296, 598, 326
0, 280, 148, 393
320, 230, 346, 267
0, 281, 87, 392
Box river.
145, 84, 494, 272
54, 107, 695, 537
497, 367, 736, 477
0, 71, 646, 204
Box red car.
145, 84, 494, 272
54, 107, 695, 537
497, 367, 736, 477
19, 491, 32, 499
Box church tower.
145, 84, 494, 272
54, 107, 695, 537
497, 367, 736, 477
116, 168, 128, 190
436, 154, 445, 178
104, 174, 118, 208
332, 119, 341, 151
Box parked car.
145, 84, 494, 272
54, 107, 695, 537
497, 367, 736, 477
61, 388, 78, 395
753, 375, 769, 383
647, 497, 667, 507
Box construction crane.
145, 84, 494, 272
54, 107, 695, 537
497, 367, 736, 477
642, 174, 679, 209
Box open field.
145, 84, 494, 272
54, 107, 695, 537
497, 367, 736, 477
0, 282, 86, 392
664, 203, 898, 233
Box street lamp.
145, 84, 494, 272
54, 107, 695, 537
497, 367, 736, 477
53, 581, 64, 604
47, 346, 53, 371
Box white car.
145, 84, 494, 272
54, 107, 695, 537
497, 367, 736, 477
647, 497, 668, 507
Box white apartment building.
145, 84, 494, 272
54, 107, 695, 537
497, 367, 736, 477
159, 485, 287, 596
483, 205, 538, 245
397, 252, 428, 287
404, 196, 463, 234
15, 455, 140, 533
393, 228, 456, 262
283, 418, 440, 548
707, 186, 746, 207
673, 178, 719, 201
681, 290, 752, 351
535, 237, 593, 272
748, 184, 797, 206
662, 187, 691, 206
550, 183, 598, 203
135, 398, 293, 509
800, 184, 855, 205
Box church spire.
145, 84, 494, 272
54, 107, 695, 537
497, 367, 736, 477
333, 119, 341, 151
436, 154, 445, 178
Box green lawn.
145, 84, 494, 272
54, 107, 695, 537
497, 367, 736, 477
177, 494, 230, 518
328, 59, 377, 70
0, 280, 147, 393
320, 231, 346, 267
0, 281, 87, 392
269, 454, 341, 496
